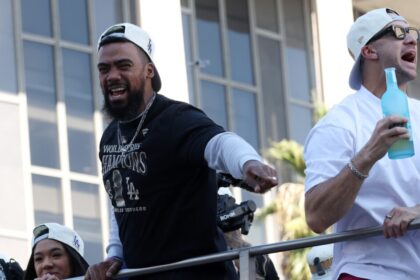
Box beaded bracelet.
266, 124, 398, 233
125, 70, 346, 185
347, 160, 368, 180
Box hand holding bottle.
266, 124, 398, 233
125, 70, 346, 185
381, 67, 415, 159
361, 115, 411, 163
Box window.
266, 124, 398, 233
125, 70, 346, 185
33, 175, 64, 224
20, 0, 105, 262
182, 0, 316, 150
189, 0, 260, 149
71, 181, 103, 264
62, 49, 97, 175
11, 0, 139, 264
24, 42, 60, 168
226, 0, 254, 85
59, 0, 89, 44
283, 0, 314, 143
200, 81, 228, 128
21, 0, 53, 37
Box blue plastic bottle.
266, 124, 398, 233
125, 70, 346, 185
381, 67, 415, 159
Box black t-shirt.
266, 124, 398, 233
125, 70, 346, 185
99, 94, 238, 279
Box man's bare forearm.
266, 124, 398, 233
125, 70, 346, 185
305, 151, 375, 233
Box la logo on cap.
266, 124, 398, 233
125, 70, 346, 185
73, 235, 80, 250
147, 39, 152, 55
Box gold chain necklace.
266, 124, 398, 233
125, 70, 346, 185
117, 93, 156, 155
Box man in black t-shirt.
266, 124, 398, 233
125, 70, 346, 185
85, 23, 278, 280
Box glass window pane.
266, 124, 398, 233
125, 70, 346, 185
289, 104, 313, 144
24, 41, 60, 168
284, 0, 311, 102
286, 47, 311, 102
257, 36, 288, 145
226, 0, 254, 84
21, 0, 52, 37
93, 0, 121, 41
232, 89, 259, 149
71, 181, 103, 264
33, 175, 63, 225
59, 0, 89, 45
182, 13, 196, 105
196, 0, 224, 77
62, 49, 97, 175
200, 80, 228, 129
255, 0, 279, 32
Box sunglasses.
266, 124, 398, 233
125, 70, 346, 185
367, 25, 420, 44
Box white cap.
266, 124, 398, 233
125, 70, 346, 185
32, 223, 84, 258
307, 244, 334, 280
98, 23, 162, 92
347, 8, 406, 89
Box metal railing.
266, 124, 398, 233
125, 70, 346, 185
70, 219, 420, 279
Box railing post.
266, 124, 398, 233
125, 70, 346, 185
239, 247, 255, 280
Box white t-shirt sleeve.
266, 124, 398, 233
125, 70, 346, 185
304, 124, 355, 192
204, 132, 262, 179
106, 209, 123, 259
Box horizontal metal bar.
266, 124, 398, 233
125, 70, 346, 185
249, 218, 420, 256
114, 250, 240, 278
66, 218, 420, 279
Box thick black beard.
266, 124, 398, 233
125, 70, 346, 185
102, 86, 145, 121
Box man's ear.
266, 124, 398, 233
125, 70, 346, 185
146, 63, 155, 79
360, 44, 378, 60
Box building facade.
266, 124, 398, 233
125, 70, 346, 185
0, 0, 418, 268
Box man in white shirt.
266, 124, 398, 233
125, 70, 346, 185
304, 8, 420, 280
